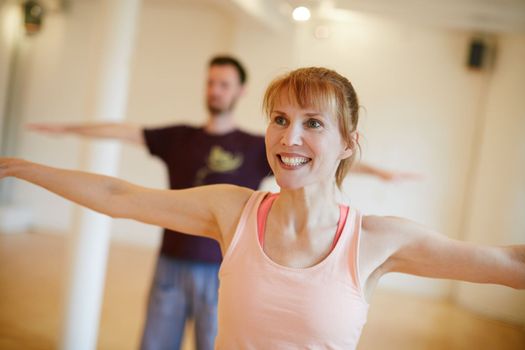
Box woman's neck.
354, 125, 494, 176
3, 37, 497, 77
273, 182, 341, 237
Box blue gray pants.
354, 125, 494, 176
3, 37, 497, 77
140, 255, 220, 350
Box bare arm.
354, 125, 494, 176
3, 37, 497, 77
26, 122, 145, 145
0, 158, 251, 247
361, 216, 525, 292
352, 162, 422, 182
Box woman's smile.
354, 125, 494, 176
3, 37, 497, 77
277, 152, 312, 169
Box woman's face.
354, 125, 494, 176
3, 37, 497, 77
265, 93, 352, 190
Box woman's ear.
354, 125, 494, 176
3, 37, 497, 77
340, 132, 358, 159
341, 146, 353, 160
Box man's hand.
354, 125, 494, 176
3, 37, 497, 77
0, 158, 25, 179
374, 169, 424, 182
26, 123, 71, 135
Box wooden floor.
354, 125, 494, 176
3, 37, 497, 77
1, 233, 524, 350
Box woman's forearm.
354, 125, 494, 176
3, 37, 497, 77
1, 158, 134, 218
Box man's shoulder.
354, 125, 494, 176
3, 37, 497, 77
145, 124, 198, 133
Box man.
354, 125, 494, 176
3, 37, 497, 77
28, 55, 411, 349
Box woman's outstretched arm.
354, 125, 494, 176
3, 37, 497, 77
0, 158, 251, 243
360, 216, 525, 295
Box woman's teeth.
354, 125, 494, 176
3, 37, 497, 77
280, 156, 310, 167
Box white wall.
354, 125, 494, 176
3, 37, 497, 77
455, 35, 525, 324
230, 17, 296, 133
11, 0, 97, 230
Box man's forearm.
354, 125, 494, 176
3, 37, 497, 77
352, 162, 421, 182
27, 122, 145, 145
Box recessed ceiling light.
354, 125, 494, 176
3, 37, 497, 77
292, 6, 311, 22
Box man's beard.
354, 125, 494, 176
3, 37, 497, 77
207, 99, 237, 116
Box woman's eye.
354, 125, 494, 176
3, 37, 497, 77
274, 116, 287, 126
306, 119, 322, 129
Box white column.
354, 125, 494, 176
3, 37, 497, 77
60, 1, 141, 349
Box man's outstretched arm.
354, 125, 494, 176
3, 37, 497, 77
27, 122, 145, 146
352, 162, 422, 182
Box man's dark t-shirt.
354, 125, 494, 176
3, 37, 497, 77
143, 125, 271, 263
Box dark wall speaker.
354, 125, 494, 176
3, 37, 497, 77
467, 39, 486, 69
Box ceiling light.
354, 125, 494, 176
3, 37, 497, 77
292, 6, 311, 22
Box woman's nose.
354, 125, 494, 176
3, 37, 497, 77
281, 124, 303, 146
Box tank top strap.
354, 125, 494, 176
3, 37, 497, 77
326, 206, 364, 292
330, 204, 349, 251
257, 193, 278, 246
348, 209, 365, 293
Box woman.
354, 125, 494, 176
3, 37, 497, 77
1, 67, 523, 349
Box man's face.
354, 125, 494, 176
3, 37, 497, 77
206, 65, 244, 116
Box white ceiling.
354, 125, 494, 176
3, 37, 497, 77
330, 0, 525, 33
37, 0, 525, 33
231, 0, 525, 33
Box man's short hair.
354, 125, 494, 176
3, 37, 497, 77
209, 55, 247, 85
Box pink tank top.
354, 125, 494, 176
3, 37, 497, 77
216, 191, 369, 349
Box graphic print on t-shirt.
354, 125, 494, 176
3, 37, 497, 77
194, 145, 244, 185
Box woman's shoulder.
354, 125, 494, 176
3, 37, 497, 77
361, 214, 407, 233
206, 185, 264, 251
207, 185, 272, 224
358, 215, 427, 282
361, 214, 438, 248
205, 184, 255, 209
